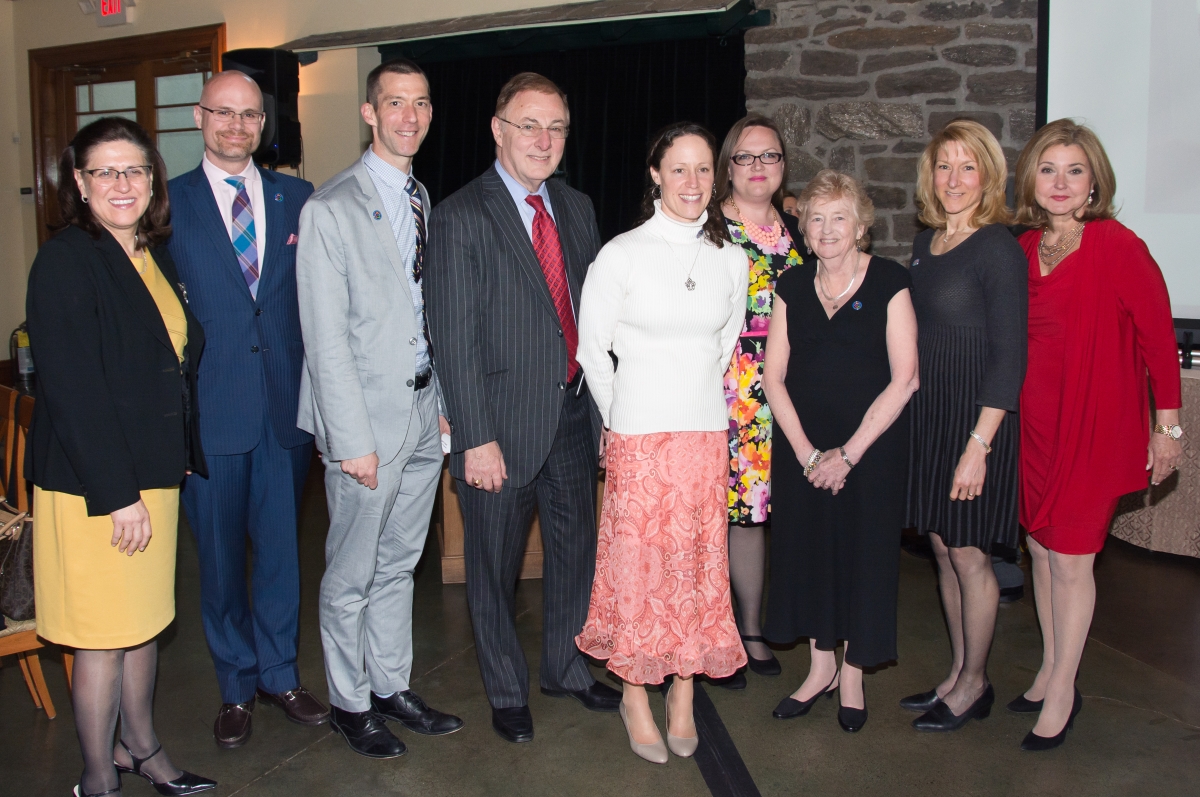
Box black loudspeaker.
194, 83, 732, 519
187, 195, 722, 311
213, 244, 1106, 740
221, 48, 301, 167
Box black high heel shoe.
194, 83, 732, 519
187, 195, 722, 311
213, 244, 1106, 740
1006, 693, 1044, 713
73, 785, 121, 797
113, 741, 217, 796
1020, 688, 1083, 752
772, 674, 838, 719
912, 684, 994, 732
837, 683, 867, 733
741, 635, 782, 676
899, 688, 942, 713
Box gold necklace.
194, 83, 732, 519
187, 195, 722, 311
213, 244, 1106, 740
1038, 223, 1084, 268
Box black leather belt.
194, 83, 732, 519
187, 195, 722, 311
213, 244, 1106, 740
414, 369, 433, 390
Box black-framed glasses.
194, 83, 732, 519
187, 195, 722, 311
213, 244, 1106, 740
78, 165, 153, 185
497, 117, 569, 139
198, 105, 266, 124
731, 152, 784, 166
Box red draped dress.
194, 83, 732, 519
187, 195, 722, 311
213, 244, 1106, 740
1019, 220, 1181, 554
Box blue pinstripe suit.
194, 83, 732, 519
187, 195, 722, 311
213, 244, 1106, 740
168, 162, 315, 704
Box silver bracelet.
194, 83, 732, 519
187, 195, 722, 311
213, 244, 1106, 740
805, 448, 822, 476
838, 446, 854, 469
969, 430, 993, 454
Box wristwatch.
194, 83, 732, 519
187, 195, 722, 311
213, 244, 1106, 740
1154, 424, 1183, 440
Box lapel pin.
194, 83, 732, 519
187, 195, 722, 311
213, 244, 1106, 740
275, 193, 284, 202
912, 258, 920, 267
852, 300, 863, 310
373, 210, 383, 220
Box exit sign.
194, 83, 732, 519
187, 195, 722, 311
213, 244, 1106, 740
95, 0, 136, 27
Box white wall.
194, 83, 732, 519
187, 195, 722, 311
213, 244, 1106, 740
1047, 0, 1200, 318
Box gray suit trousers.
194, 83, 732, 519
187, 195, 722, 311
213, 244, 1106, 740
318, 385, 442, 712
458, 382, 599, 709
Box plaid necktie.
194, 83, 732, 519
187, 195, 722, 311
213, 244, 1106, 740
224, 176, 259, 299
525, 194, 578, 381
405, 176, 426, 283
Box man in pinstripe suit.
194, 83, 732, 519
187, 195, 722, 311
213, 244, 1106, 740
425, 73, 621, 745
297, 59, 462, 759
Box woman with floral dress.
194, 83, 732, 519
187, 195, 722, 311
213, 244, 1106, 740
713, 114, 806, 680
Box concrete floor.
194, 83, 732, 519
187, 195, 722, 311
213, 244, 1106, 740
4, 460, 1200, 797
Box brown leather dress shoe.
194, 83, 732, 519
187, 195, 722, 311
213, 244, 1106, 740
214, 700, 254, 749
255, 686, 331, 727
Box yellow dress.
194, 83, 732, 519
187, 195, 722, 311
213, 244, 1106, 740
34, 250, 188, 649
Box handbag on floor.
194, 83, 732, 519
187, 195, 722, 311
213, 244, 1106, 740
0, 502, 34, 621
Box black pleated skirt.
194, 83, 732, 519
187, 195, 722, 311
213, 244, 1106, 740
905, 325, 1020, 551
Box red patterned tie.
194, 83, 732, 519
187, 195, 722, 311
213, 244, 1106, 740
525, 195, 579, 381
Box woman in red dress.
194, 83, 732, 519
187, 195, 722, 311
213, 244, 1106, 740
1013, 119, 1183, 751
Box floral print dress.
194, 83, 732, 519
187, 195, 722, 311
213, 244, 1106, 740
724, 217, 804, 525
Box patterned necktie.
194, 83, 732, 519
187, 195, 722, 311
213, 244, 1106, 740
525, 194, 578, 382
404, 176, 426, 283
224, 176, 259, 299
405, 176, 431, 350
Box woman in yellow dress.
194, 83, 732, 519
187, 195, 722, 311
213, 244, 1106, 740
25, 117, 213, 797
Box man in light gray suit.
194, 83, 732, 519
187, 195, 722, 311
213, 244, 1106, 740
297, 58, 462, 760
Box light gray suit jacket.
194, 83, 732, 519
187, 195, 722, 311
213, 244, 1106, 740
296, 157, 439, 465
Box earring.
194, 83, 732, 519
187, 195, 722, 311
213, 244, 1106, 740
1088, 187, 1095, 205
81, 196, 89, 204
652, 184, 661, 198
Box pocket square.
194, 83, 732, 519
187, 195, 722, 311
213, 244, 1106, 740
286, 233, 298, 245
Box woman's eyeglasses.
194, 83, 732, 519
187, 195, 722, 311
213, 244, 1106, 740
78, 166, 153, 186
731, 152, 784, 166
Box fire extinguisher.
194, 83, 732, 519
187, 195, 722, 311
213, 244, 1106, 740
9, 322, 34, 393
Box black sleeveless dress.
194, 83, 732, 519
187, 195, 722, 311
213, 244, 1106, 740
763, 257, 912, 668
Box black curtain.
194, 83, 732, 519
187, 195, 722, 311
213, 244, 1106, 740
412, 34, 747, 243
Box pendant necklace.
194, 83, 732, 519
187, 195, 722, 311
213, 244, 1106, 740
662, 233, 703, 291
1038, 222, 1084, 268
817, 257, 859, 310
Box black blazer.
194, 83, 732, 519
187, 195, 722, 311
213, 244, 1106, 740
425, 165, 603, 489
25, 224, 207, 516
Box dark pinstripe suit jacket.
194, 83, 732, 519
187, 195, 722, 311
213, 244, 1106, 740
425, 165, 603, 489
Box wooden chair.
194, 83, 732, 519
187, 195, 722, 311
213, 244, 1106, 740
1, 384, 72, 719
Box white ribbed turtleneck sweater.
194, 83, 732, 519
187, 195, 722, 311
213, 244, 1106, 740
577, 201, 749, 434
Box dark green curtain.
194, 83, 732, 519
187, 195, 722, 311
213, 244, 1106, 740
412, 34, 747, 243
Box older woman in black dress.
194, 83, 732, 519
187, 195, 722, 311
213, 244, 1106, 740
762, 170, 919, 732
899, 119, 1028, 731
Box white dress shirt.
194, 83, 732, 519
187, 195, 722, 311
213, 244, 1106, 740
202, 155, 268, 275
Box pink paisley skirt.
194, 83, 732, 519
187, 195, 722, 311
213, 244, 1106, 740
576, 431, 747, 684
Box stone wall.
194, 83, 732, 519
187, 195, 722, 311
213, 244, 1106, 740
744, 0, 1039, 261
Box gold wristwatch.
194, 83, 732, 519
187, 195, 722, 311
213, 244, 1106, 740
1153, 424, 1183, 440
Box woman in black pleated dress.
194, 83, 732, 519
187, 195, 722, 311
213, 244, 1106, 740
900, 120, 1028, 731
762, 170, 920, 733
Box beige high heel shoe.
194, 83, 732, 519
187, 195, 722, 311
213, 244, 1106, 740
619, 701, 668, 764
664, 683, 699, 758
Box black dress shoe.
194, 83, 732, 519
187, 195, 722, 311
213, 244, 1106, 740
707, 671, 747, 690
741, 635, 782, 676
772, 674, 838, 719
1006, 693, 1044, 713
837, 684, 867, 733
113, 741, 217, 796
371, 690, 464, 735
255, 686, 330, 726
1020, 688, 1083, 752
899, 688, 942, 713
330, 706, 406, 759
913, 685, 994, 732
492, 705, 534, 743
540, 681, 621, 712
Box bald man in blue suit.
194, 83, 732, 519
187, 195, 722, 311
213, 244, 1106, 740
168, 71, 328, 749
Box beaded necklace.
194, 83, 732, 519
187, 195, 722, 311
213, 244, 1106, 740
730, 199, 782, 249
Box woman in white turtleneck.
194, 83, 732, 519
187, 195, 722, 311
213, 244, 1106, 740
574, 123, 749, 765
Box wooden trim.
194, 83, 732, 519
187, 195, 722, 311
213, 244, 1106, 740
28, 24, 226, 246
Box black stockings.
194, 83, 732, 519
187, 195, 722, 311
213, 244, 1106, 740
728, 524, 769, 659
930, 534, 999, 715
73, 641, 179, 795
